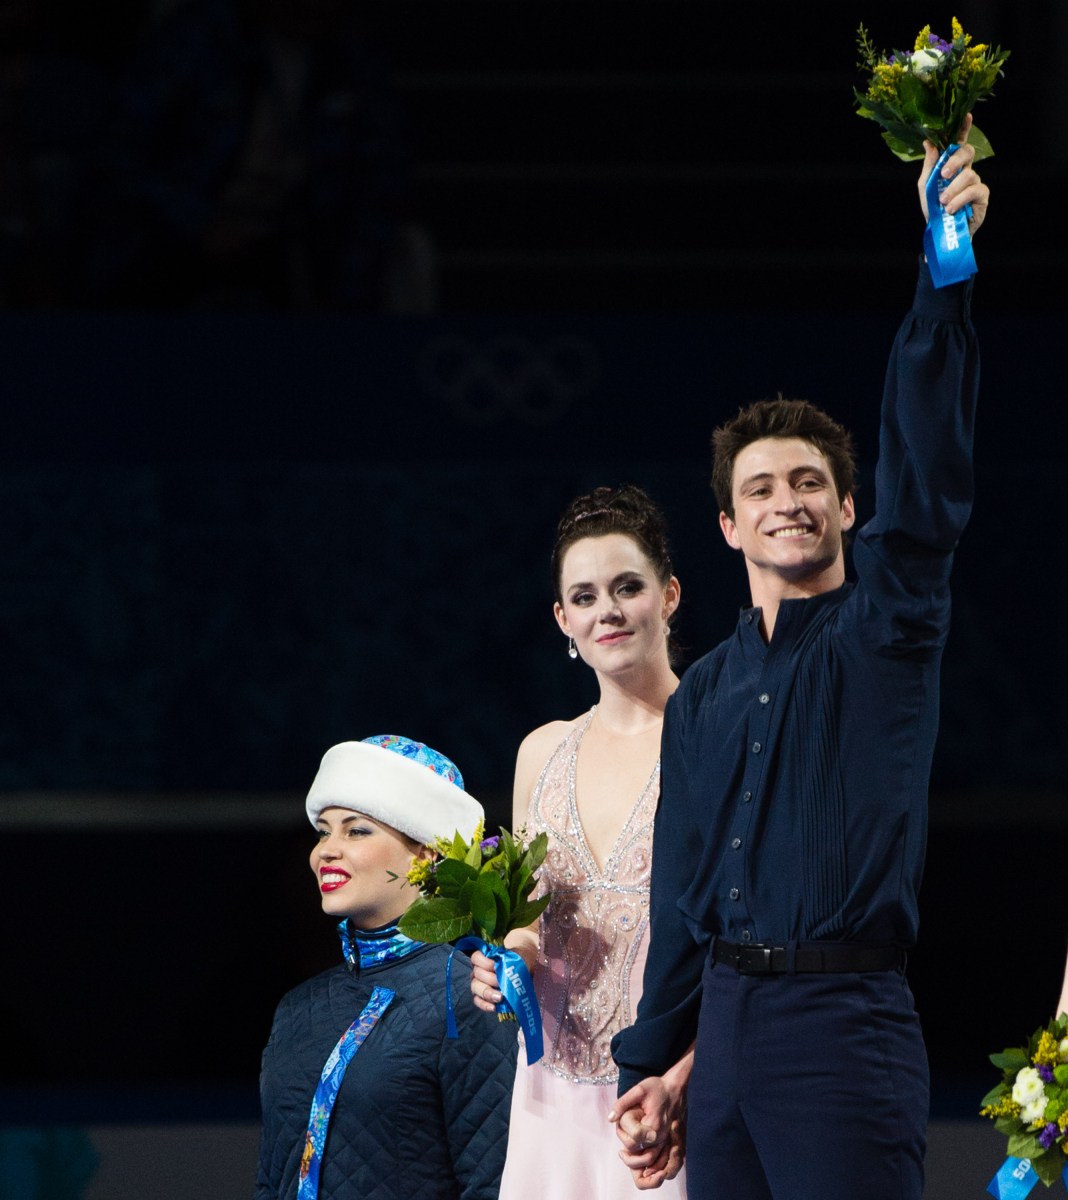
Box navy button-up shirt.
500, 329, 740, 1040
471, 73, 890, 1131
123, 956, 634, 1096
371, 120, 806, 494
613, 263, 978, 1090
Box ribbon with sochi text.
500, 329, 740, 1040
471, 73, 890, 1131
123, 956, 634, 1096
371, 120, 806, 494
987, 1156, 1068, 1199
924, 143, 978, 289
446, 935, 544, 1065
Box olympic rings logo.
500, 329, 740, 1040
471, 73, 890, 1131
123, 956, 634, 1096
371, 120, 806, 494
417, 335, 600, 425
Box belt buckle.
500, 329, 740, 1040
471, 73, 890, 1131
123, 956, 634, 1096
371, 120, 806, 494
738, 945, 773, 975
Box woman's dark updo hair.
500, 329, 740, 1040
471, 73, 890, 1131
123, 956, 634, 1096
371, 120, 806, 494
550, 484, 674, 604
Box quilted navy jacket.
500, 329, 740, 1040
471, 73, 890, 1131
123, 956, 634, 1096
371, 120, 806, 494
256, 943, 516, 1199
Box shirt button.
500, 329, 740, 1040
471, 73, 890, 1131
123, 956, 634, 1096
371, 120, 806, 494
744, 612, 753, 624
741, 929, 752, 943
758, 692, 770, 705
743, 791, 752, 803
731, 837, 741, 849
729, 887, 739, 900
752, 741, 761, 754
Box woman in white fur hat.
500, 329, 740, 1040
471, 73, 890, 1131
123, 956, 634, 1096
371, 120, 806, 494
255, 735, 516, 1200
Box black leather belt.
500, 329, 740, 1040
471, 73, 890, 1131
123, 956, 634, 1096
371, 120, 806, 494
713, 938, 905, 975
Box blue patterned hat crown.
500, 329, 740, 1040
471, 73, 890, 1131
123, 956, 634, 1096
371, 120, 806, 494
360, 735, 465, 791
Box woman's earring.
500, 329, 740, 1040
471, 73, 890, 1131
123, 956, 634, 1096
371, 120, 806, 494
567, 635, 578, 660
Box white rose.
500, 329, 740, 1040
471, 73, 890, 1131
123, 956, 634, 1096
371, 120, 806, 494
910, 49, 944, 78
1013, 1067, 1047, 1123
1058, 1036, 1068, 1060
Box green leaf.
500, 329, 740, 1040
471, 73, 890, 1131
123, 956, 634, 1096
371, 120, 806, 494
465, 838, 483, 869
484, 851, 508, 880
509, 864, 533, 907
882, 131, 926, 162
523, 831, 548, 871
398, 896, 472, 943
1033, 1152, 1064, 1187
433, 858, 478, 897
965, 123, 995, 162
498, 827, 517, 862
897, 73, 943, 124
980, 1083, 1007, 1108
990, 1049, 1029, 1071
1007, 1129, 1043, 1160
510, 894, 550, 930
469, 871, 509, 939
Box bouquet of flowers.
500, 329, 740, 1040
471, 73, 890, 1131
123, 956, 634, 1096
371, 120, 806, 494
397, 821, 550, 1062
980, 1013, 1068, 1190
398, 820, 549, 947
854, 18, 1009, 162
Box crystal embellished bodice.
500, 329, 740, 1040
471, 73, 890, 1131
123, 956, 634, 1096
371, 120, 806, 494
528, 709, 659, 1083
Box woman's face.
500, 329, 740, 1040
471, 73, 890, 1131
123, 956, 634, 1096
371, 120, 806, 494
553, 533, 679, 676
310, 807, 426, 929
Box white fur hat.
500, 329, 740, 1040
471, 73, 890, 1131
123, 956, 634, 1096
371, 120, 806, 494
305, 736, 483, 846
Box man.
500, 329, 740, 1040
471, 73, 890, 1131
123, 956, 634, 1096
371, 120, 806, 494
609, 127, 989, 1200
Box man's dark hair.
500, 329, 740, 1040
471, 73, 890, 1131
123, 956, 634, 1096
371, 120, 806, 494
711, 395, 857, 519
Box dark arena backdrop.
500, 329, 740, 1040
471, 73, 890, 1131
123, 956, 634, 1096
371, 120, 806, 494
1, 2, 1065, 1196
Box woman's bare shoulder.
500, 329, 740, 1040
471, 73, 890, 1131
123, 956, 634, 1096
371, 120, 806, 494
511, 714, 586, 822
515, 713, 588, 767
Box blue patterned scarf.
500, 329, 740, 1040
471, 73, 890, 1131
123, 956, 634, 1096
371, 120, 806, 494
338, 919, 427, 971
297, 921, 427, 1200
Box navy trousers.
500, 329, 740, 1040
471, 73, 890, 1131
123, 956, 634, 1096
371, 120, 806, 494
685, 954, 929, 1200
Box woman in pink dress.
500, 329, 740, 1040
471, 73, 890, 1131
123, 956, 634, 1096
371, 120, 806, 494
471, 485, 690, 1197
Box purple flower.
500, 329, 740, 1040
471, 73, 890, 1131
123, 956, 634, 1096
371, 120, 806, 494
1038, 1063, 1055, 1085
480, 836, 500, 852
928, 34, 952, 53
1039, 1123, 1060, 1150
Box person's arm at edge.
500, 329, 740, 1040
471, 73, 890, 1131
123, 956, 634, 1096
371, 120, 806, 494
850, 122, 987, 648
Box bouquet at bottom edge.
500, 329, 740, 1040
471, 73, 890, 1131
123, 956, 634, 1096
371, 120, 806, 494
981, 1013, 1068, 1188
397, 821, 549, 1060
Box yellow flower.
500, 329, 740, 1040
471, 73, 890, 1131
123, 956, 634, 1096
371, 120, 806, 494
1034, 1031, 1060, 1067
867, 61, 905, 103
405, 855, 435, 888
914, 24, 932, 52
981, 1096, 1022, 1120
958, 44, 988, 79
951, 17, 972, 46
1059, 1111, 1068, 1133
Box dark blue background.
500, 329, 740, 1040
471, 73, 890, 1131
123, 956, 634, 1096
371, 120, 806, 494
0, 0, 1063, 1121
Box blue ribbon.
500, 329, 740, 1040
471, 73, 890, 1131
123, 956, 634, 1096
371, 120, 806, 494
446, 936, 544, 1065
923, 143, 977, 289
986, 1157, 1041, 1200
298, 985, 395, 1200
986, 1157, 1068, 1197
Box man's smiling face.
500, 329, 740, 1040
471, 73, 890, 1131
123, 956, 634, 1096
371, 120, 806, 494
719, 436, 855, 591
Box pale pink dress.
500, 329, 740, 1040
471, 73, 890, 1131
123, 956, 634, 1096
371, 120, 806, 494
498, 709, 687, 1199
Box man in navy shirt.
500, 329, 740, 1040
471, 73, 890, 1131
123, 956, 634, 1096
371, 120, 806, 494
609, 128, 990, 1199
